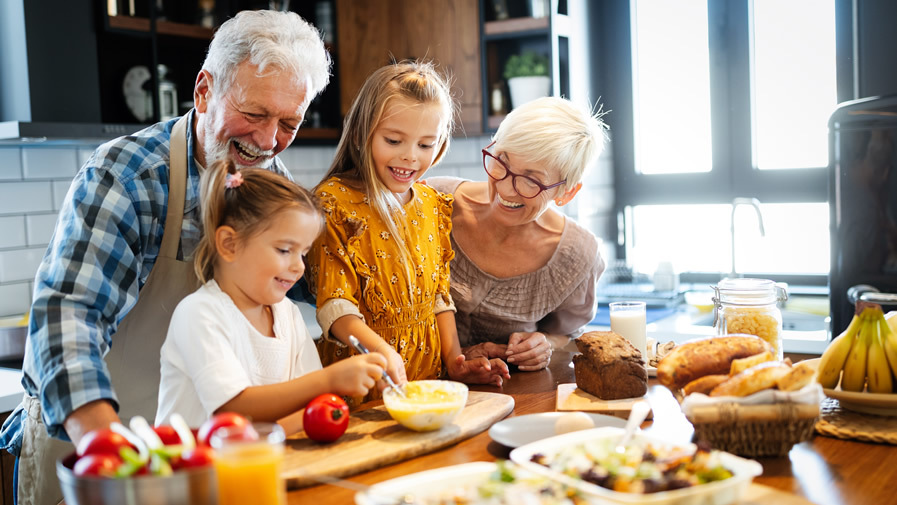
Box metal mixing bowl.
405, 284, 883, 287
56, 452, 217, 505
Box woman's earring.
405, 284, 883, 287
555, 198, 564, 205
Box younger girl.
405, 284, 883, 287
156, 160, 386, 432
306, 61, 509, 404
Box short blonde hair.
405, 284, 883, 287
493, 97, 607, 187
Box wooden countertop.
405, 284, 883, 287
287, 347, 897, 505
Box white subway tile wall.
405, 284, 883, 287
0, 217, 26, 249
25, 214, 59, 246
0, 134, 614, 317
0, 284, 32, 319
0, 149, 22, 181
52, 180, 75, 211
22, 148, 80, 179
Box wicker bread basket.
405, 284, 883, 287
683, 400, 820, 457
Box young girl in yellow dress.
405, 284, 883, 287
306, 61, 509, 403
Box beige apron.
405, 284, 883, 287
17, 116, 199, 505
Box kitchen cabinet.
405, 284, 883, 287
95, 0, 342, 142
335, 0, 483, 135
479, 0, 594, 131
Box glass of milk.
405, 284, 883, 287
609, 301, 647, 363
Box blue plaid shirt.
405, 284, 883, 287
0, 111, 290, 455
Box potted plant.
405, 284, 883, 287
503, 51, 551, 109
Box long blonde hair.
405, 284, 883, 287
194, 160, 323, 283
320, 60, 456, 274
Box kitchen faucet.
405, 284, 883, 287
730, 197, 765, 278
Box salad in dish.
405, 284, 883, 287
417, 461, 590, 505
529, 439, 733, 494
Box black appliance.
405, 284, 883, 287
829, 95, 897, 334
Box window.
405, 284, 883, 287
632, 0, 712, 174
607, 0, 844, 282
752, 0, 837, 169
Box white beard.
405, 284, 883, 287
202, 129, 274, 170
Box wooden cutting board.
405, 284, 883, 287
282, 391, 514, 488
556, 383, 654, 420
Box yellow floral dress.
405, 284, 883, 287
307, 177, 455, 404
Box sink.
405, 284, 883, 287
692, 309, 828, 332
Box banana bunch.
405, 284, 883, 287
817, 304, 897, 393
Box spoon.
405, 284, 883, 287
615, 400, 651, 454
348, 335, 407, 398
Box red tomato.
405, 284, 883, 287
303, 394, 349, 442
76, 428, 135, 457
178, 445, 216, 469
73, 453, 123, 478
152, 425, 181, 446
197, 412, 251, 446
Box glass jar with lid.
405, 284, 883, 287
712, 278, 788, 360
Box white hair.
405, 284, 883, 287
202, 10, 331, 99
493, 97, 608, 187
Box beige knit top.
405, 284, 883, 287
428, 176, 605, 346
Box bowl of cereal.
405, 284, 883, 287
383, 380, 468, 432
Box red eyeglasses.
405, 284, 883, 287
481, 141, 566, 198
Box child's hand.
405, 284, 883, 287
446, 354, 510, 387
326, 354, 387, 397
505, 332, 553, 371
464, 342, 509, 361
372, 343, 407, 389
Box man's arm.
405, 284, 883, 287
63, 400, 120, 447
25, 155, 158, 442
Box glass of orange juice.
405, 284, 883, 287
210, 422, 286, 505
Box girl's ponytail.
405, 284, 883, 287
194, 160, 234, 283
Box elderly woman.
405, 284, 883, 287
428, 96, 607, 371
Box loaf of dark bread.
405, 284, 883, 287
573, 331, 647, 400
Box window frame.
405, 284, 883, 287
602, 0, 855, 284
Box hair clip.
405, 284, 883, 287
225, 171, 244, 189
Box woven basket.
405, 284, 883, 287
685, 402, 820, 458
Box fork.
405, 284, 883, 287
348, 335, 407, 398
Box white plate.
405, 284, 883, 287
510, 426, 763, 505
489, 412, 626, 448
355, 461, 582, 505
355, 462, 495, 505
823, 387, 897, 416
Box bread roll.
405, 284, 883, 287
683, 374, 730, 396
729, 351, 775, 376
709, 361, 792, 397
656, 335, 773, 390
776, 359, 818, 392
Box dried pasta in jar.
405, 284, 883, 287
722, 307, 781, 358
712, 278, 786, 360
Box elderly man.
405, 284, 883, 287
0, 10, 330, 505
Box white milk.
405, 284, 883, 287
610, 308, 647, 363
